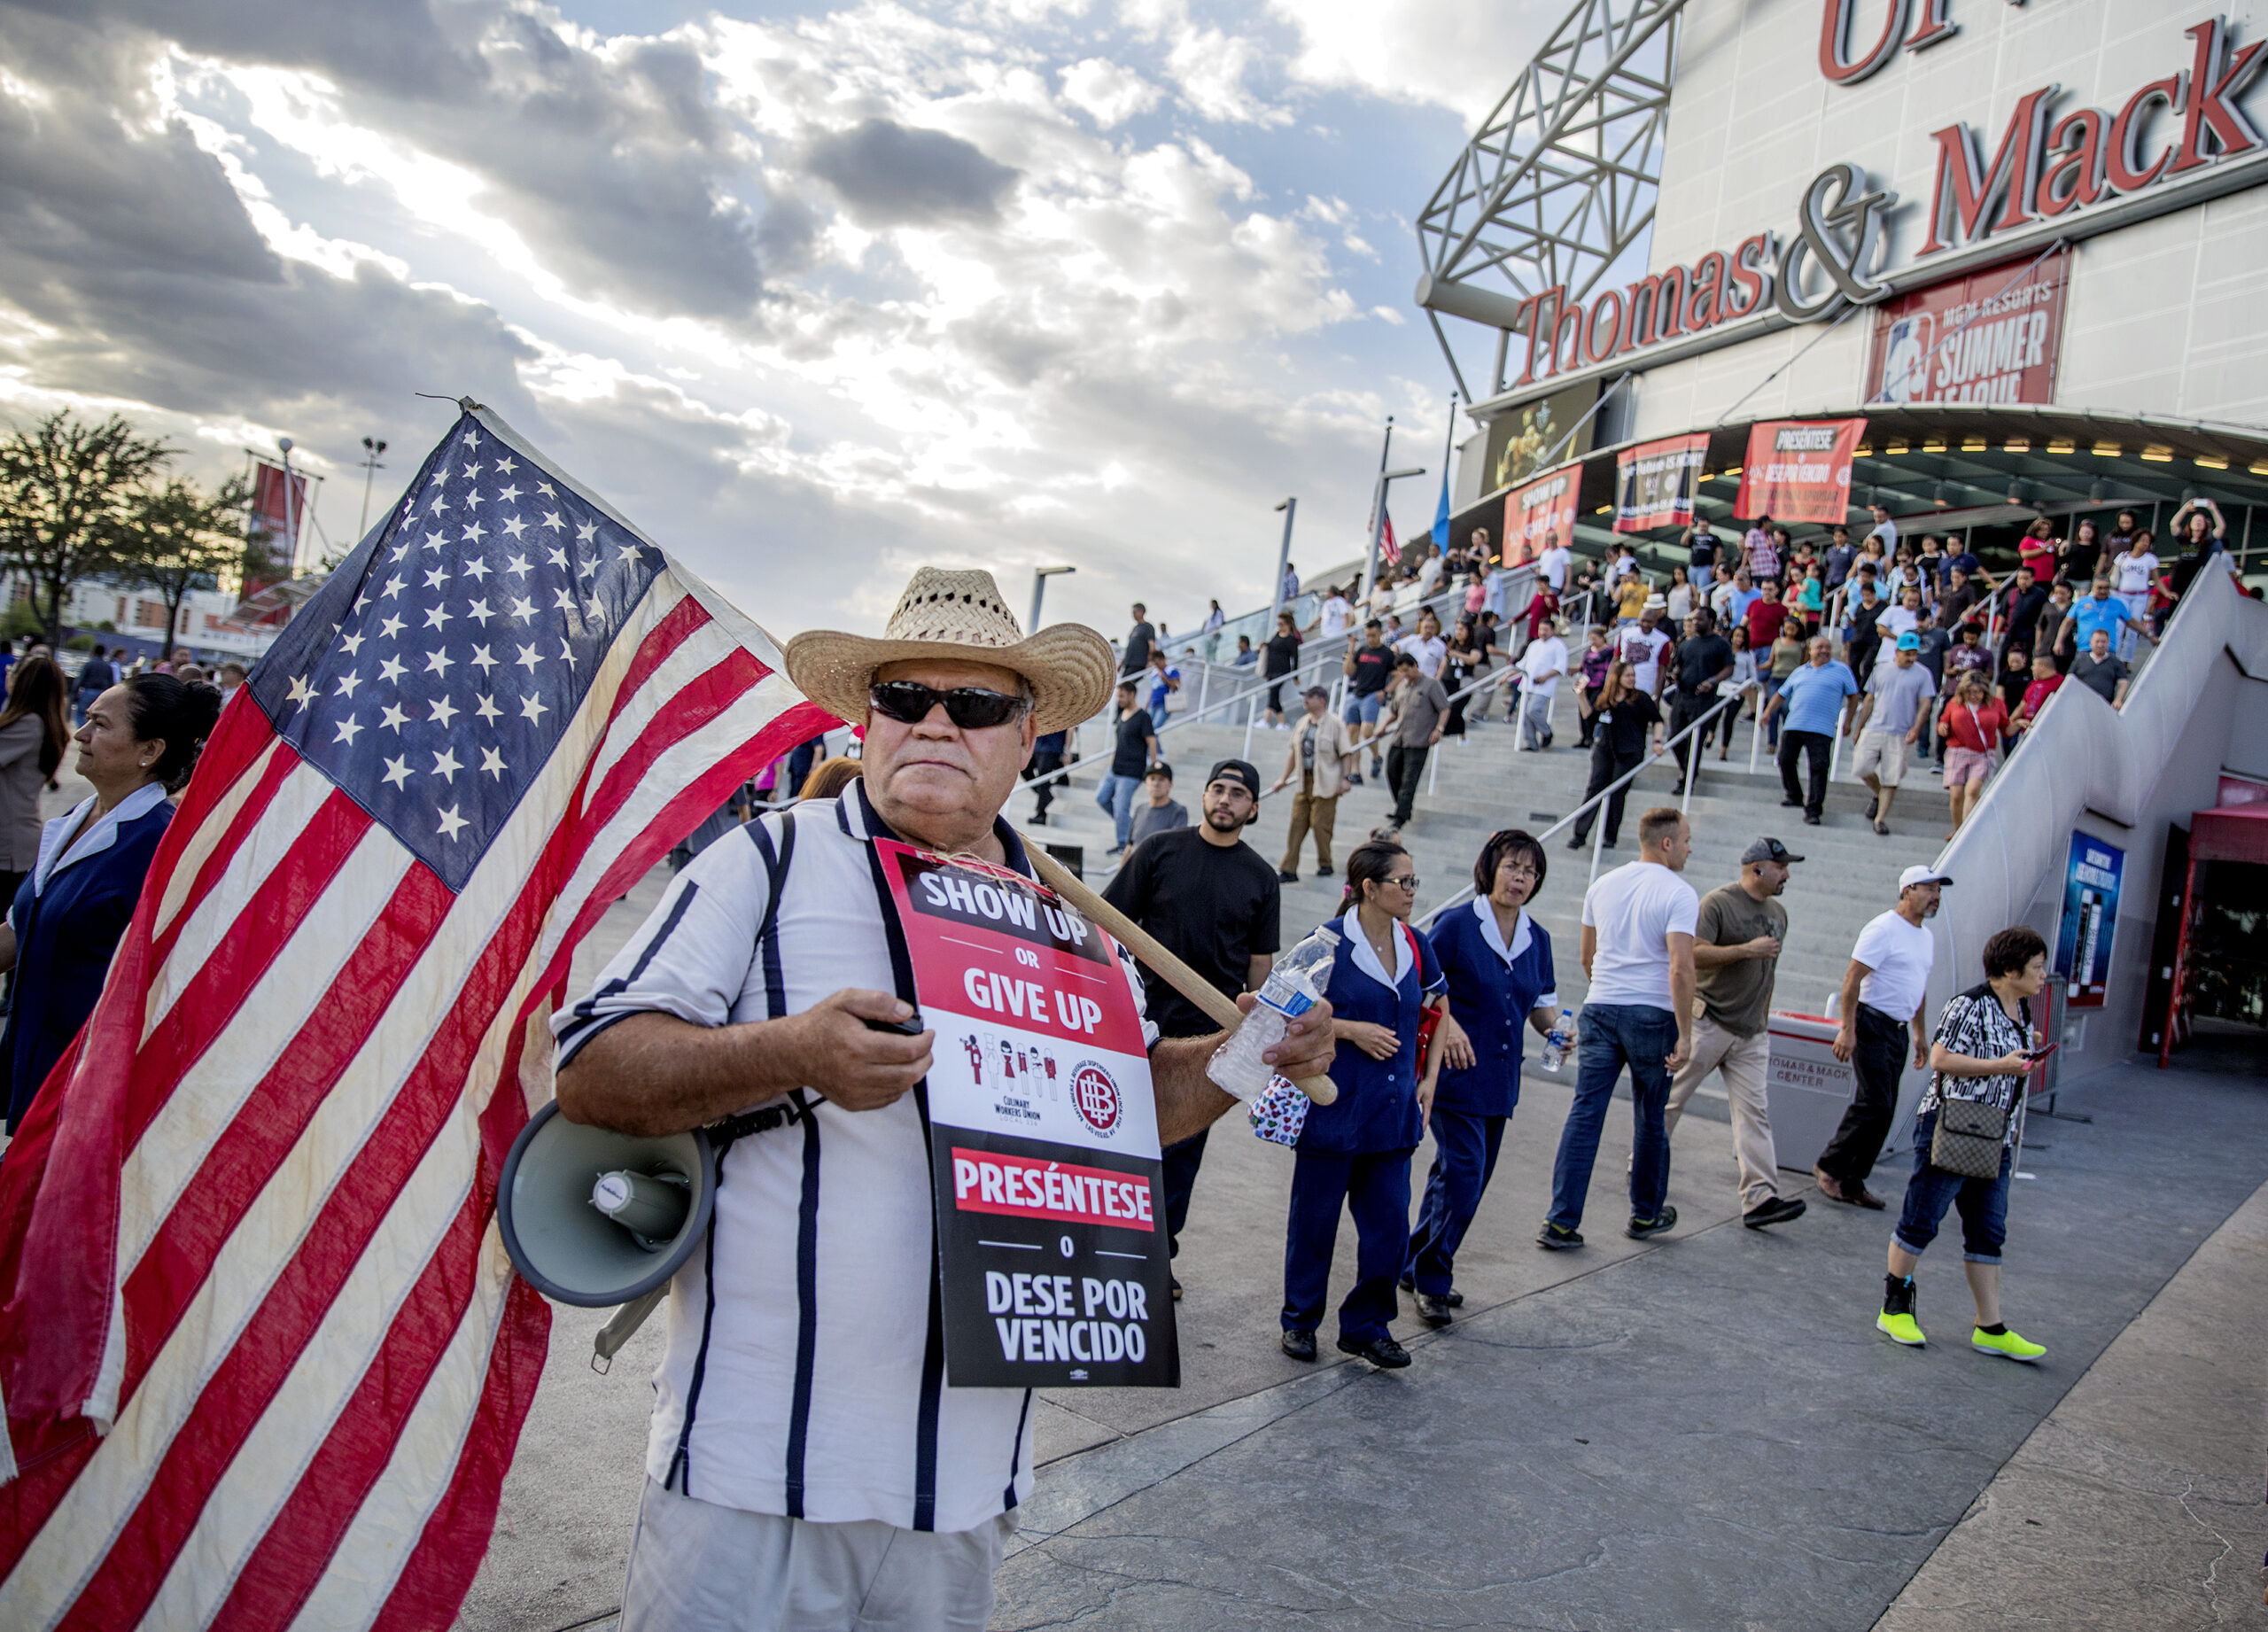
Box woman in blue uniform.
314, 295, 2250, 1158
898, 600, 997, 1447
1281, 839, 1450, 1370
1403, 829, 1560, 1325
1, 673, 220, 1131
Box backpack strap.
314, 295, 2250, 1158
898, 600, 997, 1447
706, 808, 802, 1152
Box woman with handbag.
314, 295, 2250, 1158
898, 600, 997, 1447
1876, 924, 2051, 1361
1278, 839, 1452, 1371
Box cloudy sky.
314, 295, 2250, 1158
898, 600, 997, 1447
0, 0, 1560, 640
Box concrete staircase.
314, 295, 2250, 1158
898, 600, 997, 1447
1023, 695, 1947, 1018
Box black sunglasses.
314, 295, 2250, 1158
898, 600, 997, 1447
868, 680, 1029, 730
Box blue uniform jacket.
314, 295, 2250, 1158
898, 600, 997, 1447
1427, 900, 1558, 1118
4, 784, 173, 1129
1299, 912, 1446, 1155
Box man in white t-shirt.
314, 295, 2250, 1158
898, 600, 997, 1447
1864, 501, 1899, 556
1542, 806, 1698, 1247
1317, 587, 1354, 641
1814, 865, 1946, 1208
1615, 605, 1671, 699
1515, 617, 1568, 750
1537, 532, 1573, 594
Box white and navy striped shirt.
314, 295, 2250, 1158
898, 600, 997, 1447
555, 781, 1157, 1533
1921, 983, 2031, 1147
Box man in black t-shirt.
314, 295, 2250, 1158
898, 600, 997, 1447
1845, 582, 1886, 684
1104, 758, 1282, 1295
1093, 679, 1159, 854
1121, 602, 1156, 677
1667, 607, 1735, 774
1342, 618, 1394, 781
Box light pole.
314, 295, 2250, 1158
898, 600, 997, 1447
358, 436, 388, 539
1029, 564, 1076, 633
276, 436, 299, 577
1267, 498, 1298, 633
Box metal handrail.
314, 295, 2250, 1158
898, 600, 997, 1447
1412, 680, 1755, 928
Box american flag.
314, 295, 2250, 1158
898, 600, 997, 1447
0, 407, 832, 1628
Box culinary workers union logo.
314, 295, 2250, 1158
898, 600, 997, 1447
1068, 1061, 1122, 1137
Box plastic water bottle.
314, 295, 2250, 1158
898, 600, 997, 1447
1539, 1007, 1576, 1073
1208, 926, 1342, 1100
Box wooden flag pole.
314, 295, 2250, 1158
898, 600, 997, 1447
1019, 838, 1337, 1107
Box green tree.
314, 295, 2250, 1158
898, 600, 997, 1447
0, 411, 172, 645
121, 475, 252, 656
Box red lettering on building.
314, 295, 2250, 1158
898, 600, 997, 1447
2035, 108, 2107, 219
2107, 75, 2183, 194
2172, 18, 2266, 174
1818, 0, 1909, 86
1903, 0, 1956, 55
1921, 85, 2054, 254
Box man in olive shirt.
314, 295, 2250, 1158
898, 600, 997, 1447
1374, 652, 1449, 839
1663, 837, 1807, 1228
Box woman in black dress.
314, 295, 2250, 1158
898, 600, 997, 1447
1441, 614, 1491, 739
1262, 610, 1302, 727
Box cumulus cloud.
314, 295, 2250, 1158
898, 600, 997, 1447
1058, 57, 1159, 128
1269, 0, 1563, 124
803, 118, 1020, 229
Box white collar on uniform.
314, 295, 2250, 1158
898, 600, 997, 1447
1340, 911, 1412, 992
1470, 897, 1532, 965
34, 780, 169, 897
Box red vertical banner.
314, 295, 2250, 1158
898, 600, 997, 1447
246, 459, 307, 594
1734, 418, 1867, 525
1503, 463, 1580, 562
1613, 433, 1710, 532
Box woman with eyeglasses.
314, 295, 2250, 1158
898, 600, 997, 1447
1402, 829, 1559, 1326
1279, 839, 1450, 1371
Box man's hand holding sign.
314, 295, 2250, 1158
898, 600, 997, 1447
553, 567, 1333, 1628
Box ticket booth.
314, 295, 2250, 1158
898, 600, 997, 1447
2151, 799, 2268, 1065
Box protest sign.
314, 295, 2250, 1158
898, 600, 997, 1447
875, 839, 1178, 1388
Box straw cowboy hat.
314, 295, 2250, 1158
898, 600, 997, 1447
785, 566, 1115, 735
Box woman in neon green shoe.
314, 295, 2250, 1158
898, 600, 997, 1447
1876, 925, 2050, 1361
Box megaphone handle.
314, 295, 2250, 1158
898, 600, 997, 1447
592, 1286, 670, 1373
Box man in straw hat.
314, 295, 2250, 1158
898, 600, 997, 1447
552, 567, 1339, 1630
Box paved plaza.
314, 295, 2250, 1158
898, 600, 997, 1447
463, 866, 2268, 1632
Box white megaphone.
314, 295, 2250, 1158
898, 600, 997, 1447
498, 1100, 718, 1367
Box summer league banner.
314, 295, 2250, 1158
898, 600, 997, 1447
875, 839, 1179, 1388
1867, 254, 2070, 408
1734, 417, 1866, 525
1613, 432, 1710, 532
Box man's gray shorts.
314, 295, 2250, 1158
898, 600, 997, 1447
619, 1478, 1013, 1631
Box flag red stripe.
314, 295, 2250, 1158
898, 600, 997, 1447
120, 789, 376, 1151
144, 742, 299, 969
202, 1178, 501, 1632
366, 1281, 549, 1632
55, 654, 773, 1613
610, 592, 710, 715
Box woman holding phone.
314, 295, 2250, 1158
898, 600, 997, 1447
1279, 839, 1451, 1371
1876, 924, 2051, 1362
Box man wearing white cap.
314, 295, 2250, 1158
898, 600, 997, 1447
552, 567, 1340, 1629
1814, 864, 1948, 1208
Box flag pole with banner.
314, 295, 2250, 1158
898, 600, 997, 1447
0, 401, 833, 1628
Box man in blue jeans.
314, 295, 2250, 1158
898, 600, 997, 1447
1540, 806, 1697, 1247
1095, 679, 1159, 855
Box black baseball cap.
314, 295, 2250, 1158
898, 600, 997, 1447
1207, 758, 1262, 798
1740, 836, 1804, 866
1146, 761, 1174, 781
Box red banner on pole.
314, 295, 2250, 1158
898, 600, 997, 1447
246, 459, 307, 594
1503, 463, 1581, 563
1734, 418, 1867, 525
1612, 433, 1709, 533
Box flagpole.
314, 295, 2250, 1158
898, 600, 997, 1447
1432, 392, 1459, 556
